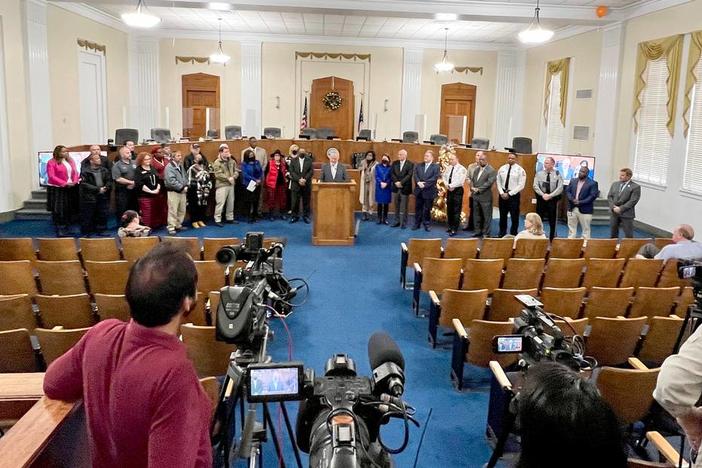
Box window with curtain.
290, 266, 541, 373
633, 58, 672, 186
545, 73, 565, 154
683, 55, 702, 194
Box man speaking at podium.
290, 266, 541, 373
43, 244, 212, 467
320, 147, 348, 182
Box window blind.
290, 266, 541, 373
683, 57, 702, 194
545, 74, 565, 154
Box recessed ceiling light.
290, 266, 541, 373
208, 2, 232, 11
435, 13, 458, 21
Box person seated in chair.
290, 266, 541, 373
636, 224, 702, 261
320, 147, 348, 182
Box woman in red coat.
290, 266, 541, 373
264, 150, 288, 220
133, 152, 162, 229
46, 145, 79, 237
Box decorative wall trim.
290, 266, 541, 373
295, 52, 371, 61
175, 56, 210, 65
241, 41, 262, 138
454, 66, 483, 75
400, 48, 423, 135
492, 49, 526, 149
128, 37, 160, 140
77, 38, 106, 54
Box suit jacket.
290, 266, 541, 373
607, 180, 641, 219
470, 165, 497, 202
79, 166, 113, 202
391, 159, 414, 195
320, 163, 348, 182
413, 162, 439, 199
565, 177, 599, 214
288, 156, 313, 191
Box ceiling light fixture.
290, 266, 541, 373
208, 2, 232, 11
121, 0, 161, 28
434, 28, 454, 73
518, 0, 554, 44
209, 18, 230, 65
435, 13, 458, 21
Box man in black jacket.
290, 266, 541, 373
79, 151, 113, 236
390, 149, 414, 228
288, 149, 313, 223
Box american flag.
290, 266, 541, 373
300, 97, 308, 132
358, 99, 364, 129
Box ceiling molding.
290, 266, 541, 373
611, 0, 692, 20
50, 2, 130, 33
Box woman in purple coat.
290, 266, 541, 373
374, 154, 392, 225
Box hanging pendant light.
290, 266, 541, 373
121, 0, 161, 28
209, 18, 231, 65
518, 0, 554, 44
434, 28, 455, 73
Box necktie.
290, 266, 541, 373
400, 161, 404, 172
331, 165, 336, 179
448, 167, 454, 184
505, 165, 512, 192
620, 182, 626, 193
300, 158, 304, 172
545, 172, 551, 194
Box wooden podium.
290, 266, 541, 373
311, 180, 356, 246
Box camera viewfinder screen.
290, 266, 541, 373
248, 366, 301, 401
496, 336, 523, 353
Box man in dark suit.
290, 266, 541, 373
607, 167, 641, 238
288, 149, 313, 223
469, 151, 497, 238
412, 150, 439, 232
565, 166, 599, 239
390, 149, 414, 228
320, 147, 348, 182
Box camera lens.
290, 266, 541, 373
216, 246, 236, 265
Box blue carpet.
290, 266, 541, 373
0, 214, 652, 467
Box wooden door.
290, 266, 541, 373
182, 73, 220, 139
310, 76, 355, 140
440, 83, 476, 144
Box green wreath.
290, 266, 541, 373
323, 91, 342, 111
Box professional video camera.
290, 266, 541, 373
215, 232, 304, 347
678, 259, 702, 288
492, 295, 594, 371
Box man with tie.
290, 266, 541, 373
288, 149, 313, 223
469, 151, 497, 238
412, 150, 439, 231
390, 149, 414, 228
607, 167, 641, 238
443, 153, 467, 236
533, 156, 564, 240
565, 166, 599, 239
320, 147, 348, 182
496, 152, 526, 237
462, 153, 480, 231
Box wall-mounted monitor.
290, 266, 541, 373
536, 153, 596, 185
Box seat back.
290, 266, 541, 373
0, 329, 39, 372
462, 259, 504, 293
638, 316, 685, 366
37, 238, 79, 261
36, 260, 86, 295
586, 317, 646, 366
206, 129, 219, 139
300, 127, 317, 139
550, 238, 583, 259
583, 287, 634, 319
629, 287, 679, 319
407, 238, 443, 268
471, 138, 490, 149
0, 295, 36, 331
181, 323, 237, 377
657, 260, 690, 288
513, 238, 549, 259
620, 258, 664, 288
203, 237, 240, 261
502, 258, 545, 290
150, 128, 171, 143
583, 239, 618, 259
80, 238, 122, 261
120, 236, 159, 262
654, 238, 674, 249
553, 317, 589, 337
420, 258, 462, 293
317, 127, 336, 139
209, 291, 221, 316
597, 366, 660, 425
511, 137, 532, 154
35, 327, 90, 366
466, 320, 516, 367
36, 293, 95, 329
488, 288, 538, 322
0, 261, 38, 296
402, 131, 418, 143
263, 127, 281, 138
540, 287, 586, 319
194, 261, 227, 294
443, 238, 479, 265
438, 289, 488, 328
225, 125, 242, 139
162, 236, 202, 260
617, 238, 653, 259
674, 286, 695, 317
85, 260, 131, 295
542, 258, 585, 288
115, 128, 138, 145
429, 134, 448, 145
582, 258, 626, 288
479, 238, 514, 261
0, 238, 37, 267
357, 129, 372, 141
199, 377, 221, 416
94, 294, 131, 322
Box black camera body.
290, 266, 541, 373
678, 259, 702, 288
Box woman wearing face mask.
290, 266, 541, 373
285, 144, 299, 216
241, 149, 263, 223
375, 154, 393, 224
264, 149, 288, 220
359, 151, 377, 221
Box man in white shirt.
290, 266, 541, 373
442, 154, 467, 236
496, 152, 527, 237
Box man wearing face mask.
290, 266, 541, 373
391, 149, 414, 229
289, 147, 313, 223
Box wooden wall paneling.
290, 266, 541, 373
440, 83, 476, 144
182, 73, 220, 139
309, 77, 355, 140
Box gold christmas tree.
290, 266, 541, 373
431, 144, 465, 223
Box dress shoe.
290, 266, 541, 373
168, 229, 177, 235
391, 222, 400, 228
471, 233, 482, 238
424, 226, 431, 232
192, 222, 201, 229
448, 230, 457, 237
382, 219, 389, 225
411, 225, 420, 231
303, 216, 311, 224
215, 222, 224, 227
289, 217, 299, 224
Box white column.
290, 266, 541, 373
23, 0, 52, 189
0, 23, 12, 211
400, 48, 423, 134
240, 41, 262, 138
593, 23, 624, 189
128, 36, 159, 142
492, 49, 526, 150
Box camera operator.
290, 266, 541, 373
636, 224, 702, 261
43, 243, 213, 467
654, 326, 702, 467
517, 362, 627, 468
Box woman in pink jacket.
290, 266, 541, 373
46, 145, 79, 236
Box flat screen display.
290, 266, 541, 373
246, 363, 304, 402
536, 154, 596, 185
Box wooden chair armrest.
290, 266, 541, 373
452, 319, 468, 339
440, 246, 445, 257
646, 431, 687, 467
617, 315, 626, 319
489, 361, 513, 391
51, 326, 63, 331
628, 357, 648, 370
401, 242, 408, 253
413, 262, 422, 274
429, 290, 440, 307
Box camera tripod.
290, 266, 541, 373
212, 326, 302, 468
674, 286, 702, 353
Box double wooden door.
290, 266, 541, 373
439, 83, 476, 144
182, 73, 220, 139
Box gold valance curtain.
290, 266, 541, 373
683, 31, 702, 136
543, 58, 570, 127
633, 35, 683, 136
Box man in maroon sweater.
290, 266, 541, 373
44, 243, 213, 467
